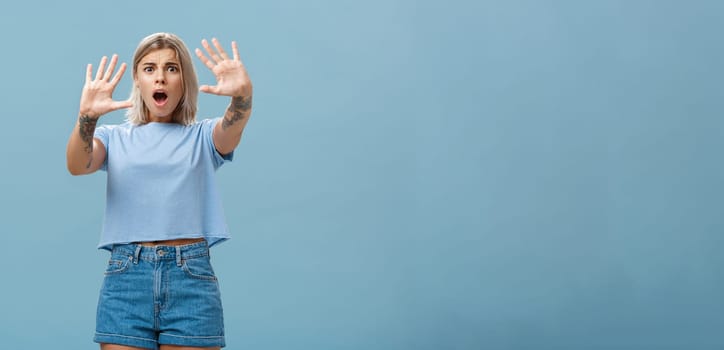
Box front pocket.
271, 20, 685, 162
181, 256, 217, 281
104, 256, 132, 275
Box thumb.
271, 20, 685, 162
200, 85, 221, 95
110, 100, 133, 111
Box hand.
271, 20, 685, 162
196, 38, 253, 97
78, 54, 132, 119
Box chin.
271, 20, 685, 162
149, 108, 172, 118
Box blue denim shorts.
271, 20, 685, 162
94, 241, 225, 349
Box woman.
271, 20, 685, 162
66, 32, 252, 350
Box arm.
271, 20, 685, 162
66, 115, 107, 175
195, 38, 253, 155
214, 95, 252, 155
66, 54, 132, 175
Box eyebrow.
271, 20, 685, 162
141, 61, 180, 67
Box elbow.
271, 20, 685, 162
67, 166, 83, 176
213, 148, 233, 160
213, 136, 241, 157
216, 145, 235, 157
67, 162, 88, 176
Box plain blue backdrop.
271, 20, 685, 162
1, 0, 723, 349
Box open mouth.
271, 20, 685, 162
153, 91, 168, 104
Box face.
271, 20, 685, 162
135, 48, 184, 122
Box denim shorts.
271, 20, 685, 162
94, 241, 225, 349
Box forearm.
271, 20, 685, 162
66, 114, 100, 175
214, 95, 253, 155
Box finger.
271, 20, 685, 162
202, 39, 221, 64
199, 84, 221, 95
85, 63, 93, 84
109, 62, 127, 86
195, 48, 216, 71
232, 41, 240, 61
95, 56, 108, 81
109, 99, 134, 111
103, 54, 119, 81
212, 38, 230, 60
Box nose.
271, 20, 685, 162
155, 72, 166, 85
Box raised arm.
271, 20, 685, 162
66, 54, 132, 175
195, 38, 253, 155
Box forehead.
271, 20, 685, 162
140, 48, 179, 64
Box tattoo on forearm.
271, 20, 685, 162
222, 95, 252, 130
78, 115, 98, 168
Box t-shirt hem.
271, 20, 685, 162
98, 235, 230, 251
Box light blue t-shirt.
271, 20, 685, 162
94, 118, 233, 250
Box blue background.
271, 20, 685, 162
1, 0, 723, 349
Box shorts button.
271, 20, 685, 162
157, 250, 166, 256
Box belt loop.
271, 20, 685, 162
134, 245, 142, 264
176, 246, 182, 267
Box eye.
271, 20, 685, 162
143, 66, 154, 73
167, 66, 179, 72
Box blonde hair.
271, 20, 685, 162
126, 32, 198, 125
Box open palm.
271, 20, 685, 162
196, 38, 253, 97
79, 54, 132, 119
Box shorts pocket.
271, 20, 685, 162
182, 256, 217, 281
104, 256, 132, 275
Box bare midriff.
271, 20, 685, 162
135, 238, 206, 247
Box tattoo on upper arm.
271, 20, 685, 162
222, 95, 253, 130
78, 115, 98, 168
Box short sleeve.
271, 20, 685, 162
94, 124, 112, 171
202, 118, 233, 169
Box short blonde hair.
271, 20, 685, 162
126, 32, 198, 125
